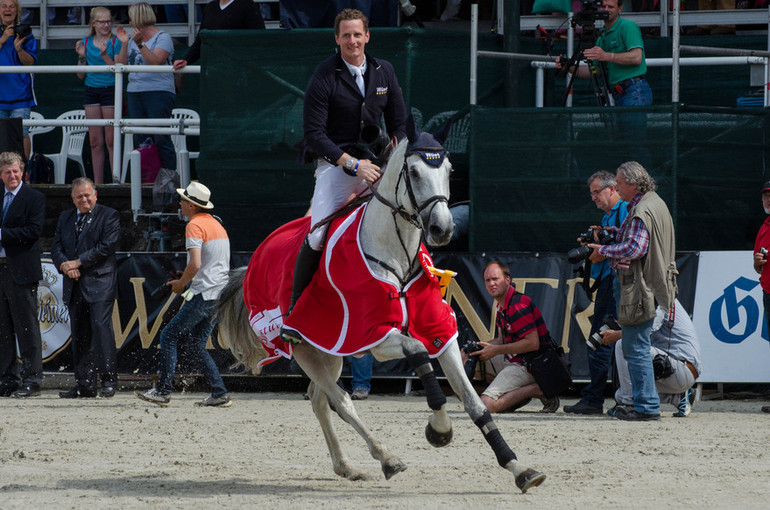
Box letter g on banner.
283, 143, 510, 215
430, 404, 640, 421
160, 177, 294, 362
709, 277, 762, 344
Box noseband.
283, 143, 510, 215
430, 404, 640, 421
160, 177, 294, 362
367, 145, 449, 230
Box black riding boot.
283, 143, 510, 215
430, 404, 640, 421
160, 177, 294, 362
280, 237, 322, 344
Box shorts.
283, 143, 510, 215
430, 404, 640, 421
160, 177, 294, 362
84, 86, 116, 107
482, 362, 535, 400
0, 107, 31, 137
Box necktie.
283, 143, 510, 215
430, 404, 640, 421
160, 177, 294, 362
353, 66, 365, 97
1, 191, 12, 226
76, 212, 89, 240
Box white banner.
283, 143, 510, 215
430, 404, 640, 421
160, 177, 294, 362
693, 251, 770, 383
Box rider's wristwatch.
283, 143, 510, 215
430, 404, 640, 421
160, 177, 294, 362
344, 157, 356, 170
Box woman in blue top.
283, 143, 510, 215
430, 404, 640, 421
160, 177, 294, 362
75, 6, 121, 184
0, 0, 37, 159
115, 2, 177, 173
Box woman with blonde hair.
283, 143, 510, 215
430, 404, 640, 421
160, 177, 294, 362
116, 2, 177, 174
75, 6, 121, 184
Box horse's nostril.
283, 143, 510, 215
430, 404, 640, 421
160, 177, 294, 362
429, 225, 444, 238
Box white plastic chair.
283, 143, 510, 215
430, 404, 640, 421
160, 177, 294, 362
27, 111, 55, 155
120, 108, 199, 183
45, 110, 88, 184
170, 108, 200, 160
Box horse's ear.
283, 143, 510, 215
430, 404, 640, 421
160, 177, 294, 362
406, 114, 418, 144
433, 118, 453, 146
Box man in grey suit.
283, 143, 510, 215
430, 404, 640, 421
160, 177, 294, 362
0, 151, 46, 398
52, 177, 121, 398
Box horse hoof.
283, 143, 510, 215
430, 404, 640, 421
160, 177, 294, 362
425, 423, 453, 447
515, 468, 546, 493
383, 459, 408, 480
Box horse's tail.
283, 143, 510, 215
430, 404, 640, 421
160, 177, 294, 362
217, 267, 267, 374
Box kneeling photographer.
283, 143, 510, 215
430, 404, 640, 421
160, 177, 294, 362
564, 171, 628, 416
595, 299, 701, 418
466, 261, 563, 414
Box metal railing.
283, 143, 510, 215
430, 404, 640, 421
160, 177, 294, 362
471, 4, 770, 107
18, 0, 280, 49
1, 63, 200, 217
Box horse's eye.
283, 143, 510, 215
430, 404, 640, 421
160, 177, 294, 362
409, 166, 420, 179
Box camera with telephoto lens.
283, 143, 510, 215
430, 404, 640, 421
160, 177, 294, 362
586, 315, 621, 351
1, 23, 32, 39
567, 227, 617, 264
463, 341, 483, 354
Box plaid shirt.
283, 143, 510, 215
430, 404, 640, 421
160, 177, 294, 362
598, 193, 650, 269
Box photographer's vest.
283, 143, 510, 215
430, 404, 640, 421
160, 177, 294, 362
617, 191, 678, 325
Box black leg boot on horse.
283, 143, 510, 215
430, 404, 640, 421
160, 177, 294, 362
280, 237, 322, 344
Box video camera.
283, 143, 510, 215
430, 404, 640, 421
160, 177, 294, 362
1, 23, 32, 39
572, 0, 609, 47
567, 227, 616, 264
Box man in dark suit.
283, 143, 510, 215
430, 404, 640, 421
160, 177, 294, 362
0, 151, 45, 398
51, 177, 120, 398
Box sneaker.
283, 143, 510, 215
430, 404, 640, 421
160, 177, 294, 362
563, 400, 603, 415
606, 403, 631, 417
195, 394, 232, 407
673, 389, 692, 418
539, 396, 560, 413
616, 409, 661, 421
136, 388, 171, 407
351, 388, 369, 400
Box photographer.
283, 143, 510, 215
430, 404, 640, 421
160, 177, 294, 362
557, 0, 651, 107
597, 299, 701, 418
0, 0, 37, 158
588, 161, 677, 421
469, 261, 560, 414
564, 171, 628, 415
752, 180, 770, 414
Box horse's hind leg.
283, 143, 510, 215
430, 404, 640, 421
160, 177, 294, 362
436, 343, 546, 493
293, 343, 407, 481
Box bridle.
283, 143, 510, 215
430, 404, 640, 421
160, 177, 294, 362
364, 145, 450, 286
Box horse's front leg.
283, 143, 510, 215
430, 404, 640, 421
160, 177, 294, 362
293, 343, 407, 481
437, 343, 546, 493
386, 333, 454, 447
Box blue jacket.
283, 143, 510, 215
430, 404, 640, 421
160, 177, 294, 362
299, 52, 406, 165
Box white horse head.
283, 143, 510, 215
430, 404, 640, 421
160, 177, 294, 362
377, 132, 455, 248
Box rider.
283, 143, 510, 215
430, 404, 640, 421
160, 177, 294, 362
282, 8, 407, 343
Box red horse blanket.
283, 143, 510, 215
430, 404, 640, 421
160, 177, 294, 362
243, 203, 458, 368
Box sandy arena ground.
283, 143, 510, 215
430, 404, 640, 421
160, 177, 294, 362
1, 389, 768, 509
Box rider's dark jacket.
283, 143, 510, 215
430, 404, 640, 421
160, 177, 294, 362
298, 52, 407, 165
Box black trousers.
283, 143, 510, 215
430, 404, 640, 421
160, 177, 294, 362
0, 263, 43, 386
68, 283, 117, 389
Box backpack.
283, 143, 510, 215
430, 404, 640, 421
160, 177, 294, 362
27, 153, 55, 184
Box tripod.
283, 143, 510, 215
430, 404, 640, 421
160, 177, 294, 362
560, 32, 614, 107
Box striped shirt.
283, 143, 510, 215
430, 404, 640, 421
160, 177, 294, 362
186, 213, 230, 300
598, 193, 650, 270
495, 285, 552, 365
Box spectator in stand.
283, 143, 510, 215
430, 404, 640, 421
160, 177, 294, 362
75, 7, 122, 184
173, 0, 265, 70
115, 2, 177, 173
0, 0, 37, 159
